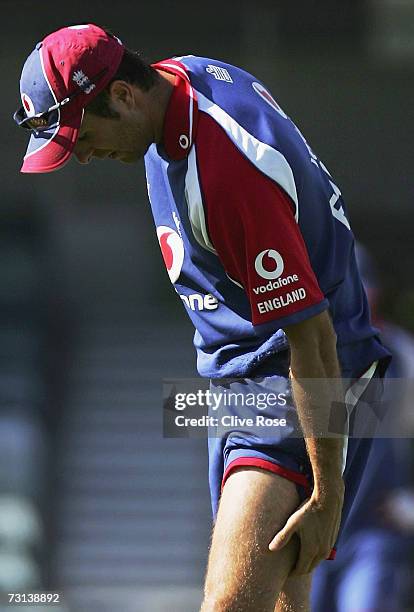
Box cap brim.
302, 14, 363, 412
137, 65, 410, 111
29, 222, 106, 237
21, 110, 82, 173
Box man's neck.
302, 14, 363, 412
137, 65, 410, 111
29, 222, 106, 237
150, 70, 175, 145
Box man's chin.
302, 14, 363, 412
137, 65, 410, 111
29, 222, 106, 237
117, 151, 144, 163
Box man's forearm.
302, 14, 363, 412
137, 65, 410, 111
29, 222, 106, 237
286, 312, 345, 495
270, 312, 347, 569
289, 363, 344, 497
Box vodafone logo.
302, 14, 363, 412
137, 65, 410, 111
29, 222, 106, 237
157, 226, 184, 283
252, 82, 287, 119
255, 249, 284, 280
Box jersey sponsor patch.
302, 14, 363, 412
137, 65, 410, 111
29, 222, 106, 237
253, 274, 300, 295
180, 292, 219, 311
252, 82, 287, 118
254, 249, 284, 280
157, 226, 185, 283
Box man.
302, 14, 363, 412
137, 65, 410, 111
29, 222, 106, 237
14, 24, 390, 611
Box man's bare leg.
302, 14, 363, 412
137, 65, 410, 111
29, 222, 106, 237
200, 467, 310, 612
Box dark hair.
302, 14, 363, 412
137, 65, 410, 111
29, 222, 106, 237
87, 46, 159, 118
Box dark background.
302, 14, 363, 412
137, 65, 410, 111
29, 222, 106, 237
1, 2, 413, 610
3, 1, 413, 326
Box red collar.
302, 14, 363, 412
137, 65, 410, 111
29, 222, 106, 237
153, 59, 198, 161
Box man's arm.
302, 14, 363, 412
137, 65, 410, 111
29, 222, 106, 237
269, 309, 345, 574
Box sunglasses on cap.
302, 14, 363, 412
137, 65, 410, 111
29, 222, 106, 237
13, 67, 108, 134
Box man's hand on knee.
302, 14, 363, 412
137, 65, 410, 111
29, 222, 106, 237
268, 478, 344, 575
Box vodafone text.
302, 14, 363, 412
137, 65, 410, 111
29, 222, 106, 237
257, 288, 306, 314
253, 274, 299, 295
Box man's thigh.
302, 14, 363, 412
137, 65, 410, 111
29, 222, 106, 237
201, 467, 310, 612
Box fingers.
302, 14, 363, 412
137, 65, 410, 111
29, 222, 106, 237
269, 499, 309, 552
270, 505, 341, 575
292, 542, 332, 575
290, 517, 340, 575
269, 497, 342, 577
268, 509, 303, 552
291, 532, 334, 575
268, 527, 293, 552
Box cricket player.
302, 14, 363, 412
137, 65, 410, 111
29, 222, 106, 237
14, 24, 391, 611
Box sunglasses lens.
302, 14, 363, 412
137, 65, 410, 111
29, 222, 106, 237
25, 114, 51, 130
14, 108, 59, 133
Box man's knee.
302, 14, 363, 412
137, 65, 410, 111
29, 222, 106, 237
201, 588, 264, 612
276, 573, 312, 612
200, 593, 243, 612
202, 542, 304, 612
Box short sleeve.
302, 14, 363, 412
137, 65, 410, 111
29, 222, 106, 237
195, 112, 328, 326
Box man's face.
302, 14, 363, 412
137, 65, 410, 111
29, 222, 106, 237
73, 92, 152, 165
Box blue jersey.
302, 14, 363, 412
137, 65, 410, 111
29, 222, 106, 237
144, 56, 390, 378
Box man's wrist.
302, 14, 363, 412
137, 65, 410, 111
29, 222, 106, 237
307, 436, 344, 496
313, 476, 344, 504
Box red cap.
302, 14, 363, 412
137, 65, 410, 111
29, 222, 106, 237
17, 24, 124, 173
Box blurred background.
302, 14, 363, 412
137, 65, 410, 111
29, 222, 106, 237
1, 1, 414, 611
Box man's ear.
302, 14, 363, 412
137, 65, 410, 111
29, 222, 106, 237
108, 80, 135, 109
